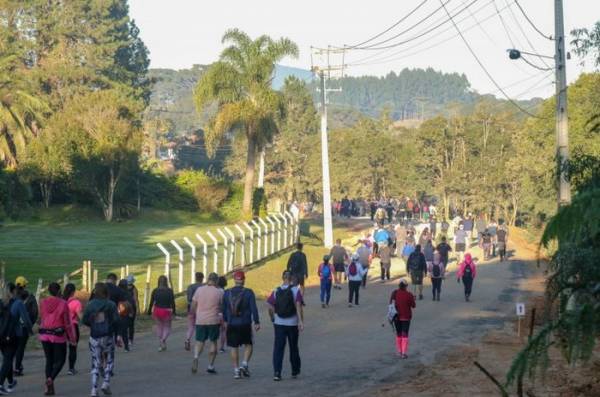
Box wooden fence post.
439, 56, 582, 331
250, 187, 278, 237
63, 273, 69, 286
126, 265, 130, 277
143, 265, 151, 312
35, 278, 43, 301
92, 269, 98, 286
82, 261, 87, 291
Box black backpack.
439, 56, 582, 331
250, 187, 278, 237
24, 294, 38, 324
90, 310, 110, 338
229, 288, 246, 318
432, 263, 442, 278
274, 287, 297, 318
464, 263, 473, 277
408, 254, 421, 272
0, 300, 16, 346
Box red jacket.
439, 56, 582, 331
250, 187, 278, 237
390, 289, 416, 321
38, 296, 76, 344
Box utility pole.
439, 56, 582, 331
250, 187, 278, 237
318, 70, 334, 248
555, 0, 571, 206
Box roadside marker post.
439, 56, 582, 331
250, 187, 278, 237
516, 302, 525, 337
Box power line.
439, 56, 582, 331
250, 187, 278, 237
343, 0, 430, 49
436, 0, 543, 118
519, 55, 553, 71
513, 0, 553, 40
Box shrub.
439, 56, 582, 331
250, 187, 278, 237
219, 183, 243, 221
175, 170, 230, 214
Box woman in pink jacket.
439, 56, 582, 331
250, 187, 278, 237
457, 253, 477, 302
39, 282, 76, 396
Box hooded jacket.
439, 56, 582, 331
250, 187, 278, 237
39, 296, 76, 344
457, 254, 478, 279
82, 298, 119, 338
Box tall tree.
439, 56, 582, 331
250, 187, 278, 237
194, 29, 298, 216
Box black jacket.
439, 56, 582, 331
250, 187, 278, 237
287, 251, 308, 278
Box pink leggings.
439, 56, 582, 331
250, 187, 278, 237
155, 318, 172, 342
186, 313, 196, 341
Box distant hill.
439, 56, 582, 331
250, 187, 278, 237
272, 65, 314, 89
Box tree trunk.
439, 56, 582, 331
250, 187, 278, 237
242, 136, 257, 217
40, 181, 52, 209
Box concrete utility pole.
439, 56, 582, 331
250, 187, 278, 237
318, 70, 334, 248
555, 0, 571, 206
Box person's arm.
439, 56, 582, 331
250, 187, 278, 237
63, 304, 76, 345
249, 291, 260, 330
133, 287, 140, 313
222, 292, 229, 324
147, 289, 155, 315
286, 255, 293, 272
170, 289, 176, 315
302, 253, 308, 278
266, 291, 275, 323
295, 290, 304, 331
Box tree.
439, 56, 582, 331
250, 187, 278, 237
194, 29, 298, 216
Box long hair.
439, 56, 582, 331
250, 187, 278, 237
157, 275, 169, 289
62, 283, 76, 300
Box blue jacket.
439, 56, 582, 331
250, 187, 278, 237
10, 299, 33, 338
222, 287, 259, 326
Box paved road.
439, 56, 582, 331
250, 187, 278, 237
19, 242, 532, 397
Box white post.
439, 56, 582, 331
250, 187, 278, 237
285, 211, 295, 246
318, 70, 334, 248
251, 220, 262, 260
195, 233, 208, 276
272, 214, 282, 252
259, 218, 269, 257
170, 240, 184, 293
183, 237, 196, 285
224, 227, 236, 271
235, 224, 246, 267
125, 265, 130, 277
244, 223, 254, 264
217, 229, 228, 274
120, 267, 125, 281
280, 212, 289, 248
156, 243, 171, 279
206, 231, 219, 274
266, 216, 276, 255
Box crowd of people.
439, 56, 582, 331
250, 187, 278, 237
0, 210, 509, 395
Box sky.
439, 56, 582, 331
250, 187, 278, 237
129, 0, 598, 100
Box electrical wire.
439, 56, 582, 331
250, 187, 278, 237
513, 0, 553, 40
519, 55, 553, 71
343, 0, 430, 49
436, 0, 544, 118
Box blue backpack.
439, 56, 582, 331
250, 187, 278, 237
321, 264, 331, 278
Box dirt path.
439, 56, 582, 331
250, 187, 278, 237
18, 231, 535, 396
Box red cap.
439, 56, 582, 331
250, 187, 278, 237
233, 271, 245, 281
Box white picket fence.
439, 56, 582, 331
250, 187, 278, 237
155, 211, 299, 293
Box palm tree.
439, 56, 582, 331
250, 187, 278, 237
194, 29, 298, 216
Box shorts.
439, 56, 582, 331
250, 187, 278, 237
195, 324, 220, 342
292, 274, 305, 287
226, 324, 253, 347
334, 263, 345, 272
410, 271, 424, 285
455, 243, 466, 252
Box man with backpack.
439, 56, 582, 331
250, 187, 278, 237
82, 282, 121, 397
13, 276, 37, 378
428, 251, 445, 301
267, 271, 304, 381
286, 243, 308, 298
406, 245, 427, 300
436, 237, 452, 268
222, 271, 259, 379
346, 254, 368, 307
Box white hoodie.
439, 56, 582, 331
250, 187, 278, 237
346, 262, 368, 281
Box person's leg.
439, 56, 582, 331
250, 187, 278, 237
380, 264, 385, 281
14, 334, 28, 374
231, 346, 239, 370
155, 318, 163, 344
288, 326, 301, 376
102, 337, 115, 390
128, 315, 136, 344
120, 318, 129, 350
0, 345, 9, 385
162, 318, 172, 345
41, 341, 53, 380
348, 281, 354, 304
319, 279, 326, 304
355, 280, 361, 305
272, 325, 286, 377
243, 343, 253, 367
325, 279, 332, 305
208, 340, 218, 367
50, 342, 67, 380
186, 313, 195, 343
68, 324, 79, 371
89, 338, 102, 394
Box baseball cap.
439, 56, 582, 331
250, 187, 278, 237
233, 271, 245, 281
15, 276, 28, 287
399, 278, 409, 287
323, 254, 331, 262
126, 274, 135, 285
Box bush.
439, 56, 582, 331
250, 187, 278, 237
219, 183, 243, 221
252, 187, 268, 218
175, 170, 229, 214
0, 168, 32, 220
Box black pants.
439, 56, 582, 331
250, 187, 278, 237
0, 343, 17, 385
431, 278, 442, 298
393, 319, 411, 337
14, 334, 29, 372
68, 324, 80, 371
127, 315, 136, 342
462, 275, 474, 297
272, 325, 300, 376
41, 341, 67, 380
348, 280, 361, 304
118, 318, 129, 349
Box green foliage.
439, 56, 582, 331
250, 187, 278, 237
571, 21, 600, 68
219, 183, 244, 221
0, 168, 31, 220
175, 170, 230, 214
252, 187, 267, 218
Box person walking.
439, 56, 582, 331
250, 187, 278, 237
401, 231, 416, 263
185, 272, 204, 351
356, 239, 372, 288
454, 224, 467, 264
0, 283, 32, 395
267, 271, 304, 381
191, 273, 223, 375
222, 271, 260, 379
63, 283, 82, 375
125, 275, 139, 348
346, 254, 368, 307
480, 229, 492, 260
423, 239, 434, 267
82, 282, 121, 397
379, 242, 392, 282
406, 245, 427, 300
13, 276, 37, 378
390, 279, 416, 359
117, 280, 134, 352
217, 276, 228, 354
287, 243, 308, 298
428, 251, 445, 301
317, 255, 335, 308
496, 224, 509, 261
436, 236, 453, 269
39, 282, 76, 396
147, 275, 175, 352
329, 239, 348, 290
457, 253, 478, 301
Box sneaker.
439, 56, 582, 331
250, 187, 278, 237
90, 388, 98, 397
348, 303, 353, 308
191, 358, 198, 374
219, 348, 226, 354
321, 303, 326, 308
419, 294, 423, 300
68, 369, 77, 375
206, 367, 217, 375
184, 340, 191, 351
6, 380, 17, 392
0, 386, 8, 395
291, 371, 300, 379
13, 369, 23, 377
273, 373, 282, 382
240, 365, 250, 378
234, 369, 241, 380
101, 384, 112, 395
44, 378, 55, 396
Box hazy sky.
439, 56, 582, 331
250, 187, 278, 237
129, 0, 597, 99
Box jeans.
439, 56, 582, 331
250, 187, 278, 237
127, 315, 136, 342
68, 324, 80, 370
462, 275, 474, 297
319, 279, 332, 304
14, 334, 28, 372
272, 324, 301, 376
90, 336, 114, 390
431, 278, 442, 298
348, 280, 361, 304
380, 262, 391, 280
118, 318, 129, 349
41, 341, 67, 380
0, 343, 17, 385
